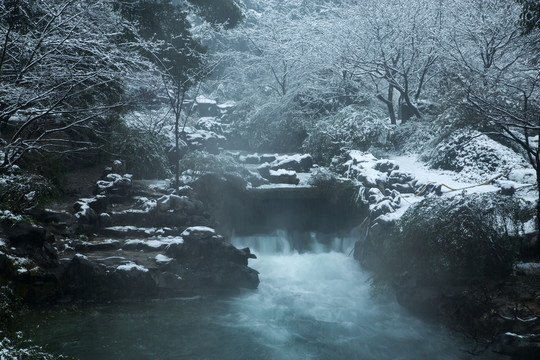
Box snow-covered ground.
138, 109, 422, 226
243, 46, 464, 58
383, 153, 538, 230
392, 154, 501, 194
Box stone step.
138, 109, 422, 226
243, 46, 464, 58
60, 236, 184, 256
107, 210, 191, 228
99, 226, 183, 238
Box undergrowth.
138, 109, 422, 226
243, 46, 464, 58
380, 193, 533, 284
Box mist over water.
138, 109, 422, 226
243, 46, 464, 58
25, 232, 503, 360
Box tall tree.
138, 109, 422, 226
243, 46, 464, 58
442, 0, 540, 251
115, 0, 243, 186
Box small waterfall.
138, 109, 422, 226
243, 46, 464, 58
231, 229, 357, 255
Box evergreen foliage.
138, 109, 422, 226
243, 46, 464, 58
106, 125, 171, 179
0, 170, 54, 213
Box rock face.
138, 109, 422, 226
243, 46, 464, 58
245, 153, 313, 185
164, 227, 259, 290
2, 222, 58, 269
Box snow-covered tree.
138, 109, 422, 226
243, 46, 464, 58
441, 0, 540, 247
334, 0, 443, 124
0, 0, 154, 169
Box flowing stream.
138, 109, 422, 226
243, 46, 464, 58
23, 231, 504, 359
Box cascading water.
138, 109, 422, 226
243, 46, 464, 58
23, 231, 504, 360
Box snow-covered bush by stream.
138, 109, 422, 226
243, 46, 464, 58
377, 193, 534, 283
178, 151, 265, 188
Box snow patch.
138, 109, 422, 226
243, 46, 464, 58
124, 239, 165, 249
182, 226, 215, 235
116, 262, 149, 273
196, 95, 217, 105
155, 254, 173, 264
269, 169, 296, 176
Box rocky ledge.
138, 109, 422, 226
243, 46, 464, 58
0, 163, 259, 304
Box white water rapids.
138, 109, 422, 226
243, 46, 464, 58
25, 231, 504, 359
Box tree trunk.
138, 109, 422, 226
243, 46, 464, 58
174, 110, 180, 188
535, 170, 540, 257
376, 85, 396, 125
400, 91, 421, 120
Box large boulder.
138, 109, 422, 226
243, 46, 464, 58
270, 154, 313, 173
267, 169, 300, 185
195, 95, 220, 117
165, 226, 259, 289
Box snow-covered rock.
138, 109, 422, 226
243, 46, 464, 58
116, 262, 149, 273
157, 194, 193, 212
343, 151, 388, 187
195, 117, 223, 134
95, 173, 132, 196
185, 129, 226, 154
195, 95, 219, 117
181, 226, 217, 241
155, 254, 174, 265
239, 153, 261, 164
269, 154, 313, 173
267, 169, 300, 185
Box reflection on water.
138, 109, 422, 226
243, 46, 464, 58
24, 232, 503, 360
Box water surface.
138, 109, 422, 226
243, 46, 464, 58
24, 232, 503, 359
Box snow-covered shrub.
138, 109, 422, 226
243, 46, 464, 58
388, 119, 438, 154
108, 127, 170, 179
0, 171, 54, 213
178, 151, 261, 188
383, 194, 531, 283
229, 98, 308, 152
303, 106, 391, 164
308, 167, 339, 189
425, 129, 529, 182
